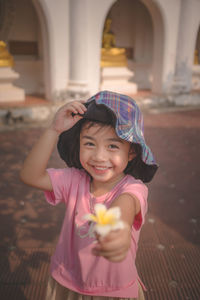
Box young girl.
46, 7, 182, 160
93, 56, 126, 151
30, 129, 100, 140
20, 90, 158, 300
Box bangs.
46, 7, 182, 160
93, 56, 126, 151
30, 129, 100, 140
82, 120, 114, 133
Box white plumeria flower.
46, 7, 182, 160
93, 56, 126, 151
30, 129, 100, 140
84, 203, 124, 237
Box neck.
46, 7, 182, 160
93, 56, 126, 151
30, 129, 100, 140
90, 174, 125, 197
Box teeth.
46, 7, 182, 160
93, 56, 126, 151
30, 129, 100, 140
95, 166, 108, 170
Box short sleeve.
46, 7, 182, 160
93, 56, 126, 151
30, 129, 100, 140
121, 181, 148, 230
44, 167, 73, 205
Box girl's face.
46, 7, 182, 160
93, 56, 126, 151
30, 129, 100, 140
79, 122, 135, 189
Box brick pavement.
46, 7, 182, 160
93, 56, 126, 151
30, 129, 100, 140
0, 108, 200, 300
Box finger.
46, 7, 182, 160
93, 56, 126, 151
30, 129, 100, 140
69, 105, 82, 115
71, 102, 87, 114
59, 102, 85, 117
106, 253, 127, 262
57, 104, 78, 116
101, 229, 131, 247
92, 247, 128, 257
72, 114, 83, 123
99, 226, 130, 242
99, 237, 130, 252
94, 244, 130, 260
93, 247, 128, 262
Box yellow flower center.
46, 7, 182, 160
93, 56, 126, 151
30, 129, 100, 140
97, 210, 117, 226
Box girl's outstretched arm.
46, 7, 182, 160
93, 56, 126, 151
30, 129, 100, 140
20, 101, 86, 191
92, 193, 141, 262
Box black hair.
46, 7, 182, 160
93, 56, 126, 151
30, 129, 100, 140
57, 120, 148, 179
57, 101, 157, 182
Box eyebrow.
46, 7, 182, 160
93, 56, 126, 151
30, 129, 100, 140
81, 135, 123, 143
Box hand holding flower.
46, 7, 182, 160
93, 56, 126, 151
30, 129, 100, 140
84, 204, 131, 262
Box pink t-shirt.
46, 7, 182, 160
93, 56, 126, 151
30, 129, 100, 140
44, 167, 148, 298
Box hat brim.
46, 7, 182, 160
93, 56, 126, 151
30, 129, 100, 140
57, 99, 158, 182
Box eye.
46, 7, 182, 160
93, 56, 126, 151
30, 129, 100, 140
84, 142, 95, 147
108, 144, 119, 149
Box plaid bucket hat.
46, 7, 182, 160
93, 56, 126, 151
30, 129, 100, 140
57, 90, 158, 182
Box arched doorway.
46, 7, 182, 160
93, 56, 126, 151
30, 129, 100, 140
7, 0, 43, 96
3, 0, 51, 99
99, 0, 167, 95
100, 0, 154, 94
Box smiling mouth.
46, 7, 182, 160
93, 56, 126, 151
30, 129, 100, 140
94, 166, 109, 170
91, 165, 111, 172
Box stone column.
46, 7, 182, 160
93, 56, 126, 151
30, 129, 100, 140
67, 0, 89, 97
172, 0, 200, 94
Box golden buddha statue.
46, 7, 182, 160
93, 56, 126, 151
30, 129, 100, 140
194, 49, 199, 65
0, 41, 14, 67
101, 18, 127, 67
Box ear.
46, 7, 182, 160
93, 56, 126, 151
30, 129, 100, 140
128, 147, 136, 161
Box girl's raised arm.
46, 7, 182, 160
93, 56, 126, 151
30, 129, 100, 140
20, 101, 87, 191
20, 128, 59, 191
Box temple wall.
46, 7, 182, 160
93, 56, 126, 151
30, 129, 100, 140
174, 0, 200, 93
8, 0, 43, 95
1, 0, 200, 100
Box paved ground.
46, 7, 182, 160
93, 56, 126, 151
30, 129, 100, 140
0, 108, 200, 300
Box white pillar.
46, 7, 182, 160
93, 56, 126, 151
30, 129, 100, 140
86, 0, 117, 95
37, 0, 69, 100
67, 0, 117, 97
159, 0, 181, 94
67, 0, 89, 97
142, 0, 181, 94
173, 0, 200, 93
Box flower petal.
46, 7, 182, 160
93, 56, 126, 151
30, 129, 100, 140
108, 206, 121, 219
94, 224, 112, 237
112, 220, 125, 231
84, 204, 124, 237
94, 203, 107, 216
98, 206, 121, 226
84, 213, 98, 223
94, 203, 107, 224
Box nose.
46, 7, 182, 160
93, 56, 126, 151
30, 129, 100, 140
92, 146, 106, 161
